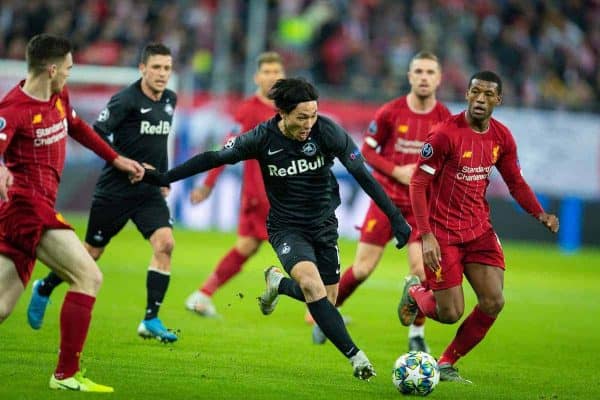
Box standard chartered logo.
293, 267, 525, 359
140, 120, 171, 135
268, 156, 324, 177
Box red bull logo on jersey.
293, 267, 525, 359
140, 120, 171, 135
34, 118, 68, 147
456, 165, 493, 181
268, 156, 324, 177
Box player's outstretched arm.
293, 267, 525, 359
0, 164, 14, 201
112, 155, 144, 182
190, 185, 213, 204
538, 212, 559, 233
340, 148, 411, 248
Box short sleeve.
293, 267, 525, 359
93, 91, 131, 136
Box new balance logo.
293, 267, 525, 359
140, 107, 152, 114
267, 148, 284, 156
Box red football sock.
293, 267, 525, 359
438, 306, 496, 366
335, 266, 363, 307
200, 248, 249, 296
54, 292, 95, 379
410, 285, 439, 320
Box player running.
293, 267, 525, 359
0, 34, 143, 392
398, 71, 559, 383
27, 43, 179, 343
136, 78, 412, 380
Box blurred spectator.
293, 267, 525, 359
0, 0, 598, 111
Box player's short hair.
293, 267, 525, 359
468, 70, 503, 95
268, 78, 318, 114
257, 51, 283, 68
409, 51, 440, 70
141, 43, 172, 64
26, 34, 72, 75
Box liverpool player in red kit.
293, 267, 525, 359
0, 34, 143, 392
313, 52, 450, 349
398, 71, 559, 383
185, 52, 284, 316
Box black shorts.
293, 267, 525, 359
268, 215, 340, 285
85, 193, 173, 247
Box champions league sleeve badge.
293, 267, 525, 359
224, 137, 236, 149
420, 143, 433, 159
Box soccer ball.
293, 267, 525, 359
392, 351, 440, 396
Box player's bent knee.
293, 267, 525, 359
352, 263, 373, 280
479, 296, 505, 316
437, 306, 463, 324
154, 237, 175, 257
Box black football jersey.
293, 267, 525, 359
93, 79, 176, 198
164, 115, 402, 229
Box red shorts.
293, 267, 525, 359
0, 197, 72, 286
425, 229, 505, 291
238, 199, 268, 241
358, 201, 419, 246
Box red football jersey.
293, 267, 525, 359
411, 112, 543, 244
0, 82, 117, 207
361, 96, 450, 206
204, 95, 276, 208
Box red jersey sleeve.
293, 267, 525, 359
410, 128, 452, 235
495, 129, 544, 218
361, 105, 396, 176
0, 112, 19, 155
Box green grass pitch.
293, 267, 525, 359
1, 215, 599, 399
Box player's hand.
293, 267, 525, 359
130, 162, 155, 184
421, 232, 442, 272
112, 155, 144, 183
393, 217, 412, 249
190, 185, 213, 204
391, 163, 417, 185
0, 164, 14, 201
538, 212, 559, 233
160, 186, 171, 198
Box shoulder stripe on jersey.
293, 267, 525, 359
420, 164, 436, 175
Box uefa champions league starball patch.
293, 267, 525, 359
224, 137, 236, 149
421, 143, 433, 159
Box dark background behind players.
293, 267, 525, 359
0, 0, 598, 110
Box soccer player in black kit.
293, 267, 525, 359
27, 43, 179, 343
138, 78, 412, 379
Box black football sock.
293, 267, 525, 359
278, 277, 305, 301
145, 269, 170, 320
308, 297, 359, 358
37, 272, 64, 297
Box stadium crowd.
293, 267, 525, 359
0, 0, 598, 110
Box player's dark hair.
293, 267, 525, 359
257, 51, 283, 68
267, 78, 318, 114
26, 34, 72, 75
141, 43, 172, 64
468, 70, 503, 95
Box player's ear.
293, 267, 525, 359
47, 63, 57, 79
138, 63, 145, 74
496, 94, 503, 105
